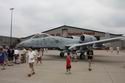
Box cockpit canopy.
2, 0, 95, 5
32, 33, 51, 38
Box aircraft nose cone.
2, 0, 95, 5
16, 40, 31, 48
16, 43, 24, 48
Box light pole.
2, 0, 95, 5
9, 8, 14, 47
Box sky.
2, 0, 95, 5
0, 0, 125, 37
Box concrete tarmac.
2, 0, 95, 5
0, 50, 125, 83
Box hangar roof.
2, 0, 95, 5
0, 35, 19, 39
42, 25, 122, 36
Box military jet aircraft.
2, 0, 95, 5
16, 33, 124, 58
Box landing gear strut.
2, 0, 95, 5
79, 52, 85, 59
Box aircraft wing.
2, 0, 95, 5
65, 44, 76, 47
69, 36, 124, 49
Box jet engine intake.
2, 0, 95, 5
79, 35, 85, 42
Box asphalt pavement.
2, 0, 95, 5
0, 50, 125, 83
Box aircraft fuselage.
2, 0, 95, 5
16, 34, 97, 50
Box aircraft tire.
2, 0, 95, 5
80, 54, 83, 59
60, 52, 64, 57
80, 52, 85, 59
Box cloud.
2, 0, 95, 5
0, 0, 125, 37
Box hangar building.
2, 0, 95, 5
0, 36, 20, 47
42, 25, 125, 49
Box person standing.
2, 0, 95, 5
109, 47, 113, 53
21, 48, 27, 63
116, 47, 120, 54
37, 48, 43, 64
3, 47, 8, 66
87, 49, 94, 71
0, 46, 5, 70
14, 49, 19, 64
105, 46, 109, 52
7, 48, 14, 66
66, 52, 71, 73
27, 48, 35, 77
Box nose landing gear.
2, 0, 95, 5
60, 52, 64, 57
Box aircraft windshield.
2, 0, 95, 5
32, 33, 50, 38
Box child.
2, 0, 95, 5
66, 52, 71, 73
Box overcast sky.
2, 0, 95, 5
0, 0, 125, 37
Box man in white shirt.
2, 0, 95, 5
116, 47, 120, 54
27, 48, 35, 77
14, 49, 19, 64
21, 48, 27, 63
109, 47, 113, 53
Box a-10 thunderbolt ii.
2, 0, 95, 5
16, 33, 123, 59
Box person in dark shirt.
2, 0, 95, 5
87, 49, 94, 71
7, 48, 14, 66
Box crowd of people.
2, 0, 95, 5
106, 46, 120, 54
0, 46, 94, 76
0, 46, 121, 77
0, 46, 44, 71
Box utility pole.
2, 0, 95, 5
9, 8, 14, 47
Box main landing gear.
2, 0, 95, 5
60, 52, 64, 57
79, 52, 85, 59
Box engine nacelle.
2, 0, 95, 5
80, 35, 85, 41
79, 34, 97, 43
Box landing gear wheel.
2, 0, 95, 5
60, 52, 64, 57
80, 52, 85, 59
80, 53, 83, 59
